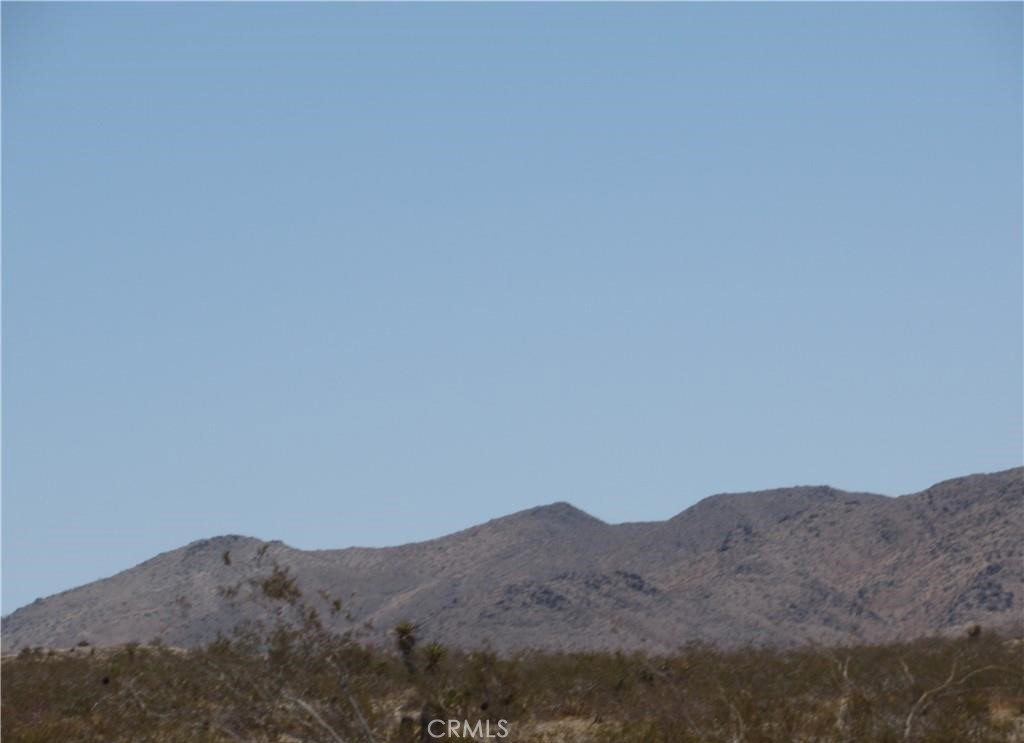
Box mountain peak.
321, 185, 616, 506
474, 501, 606, 535
518, 501, 604, 524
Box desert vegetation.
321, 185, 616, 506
4, 628, 1021, 742
3, 562, 1022, 742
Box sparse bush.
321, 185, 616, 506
258, 563, 301, 604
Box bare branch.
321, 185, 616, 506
328, 657, 376, 743
286, 694, 348, 743
903, 658, 958, 741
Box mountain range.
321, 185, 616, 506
3, 467, 1021, 653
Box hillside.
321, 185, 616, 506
3, 467, 1021, 652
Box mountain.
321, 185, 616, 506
3, 468, 1021, 653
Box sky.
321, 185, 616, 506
2, 3, 1021, 613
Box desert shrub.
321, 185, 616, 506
4, 632, 1020, 742
3, 563, 1020, 742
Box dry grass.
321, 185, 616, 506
4, 563, 1021, 742
4, 630, 1021, 742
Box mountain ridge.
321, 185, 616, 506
4, 467, 1021, 653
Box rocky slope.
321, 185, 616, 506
3, 468, 1021, 653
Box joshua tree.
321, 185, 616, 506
423, 641, 446, 674
394, 621, 418, 674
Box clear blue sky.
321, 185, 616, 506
3, 3, 1021, 613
